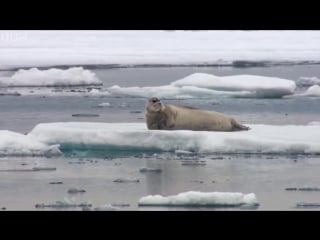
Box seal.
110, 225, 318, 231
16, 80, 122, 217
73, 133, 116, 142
145, 97, 250, 131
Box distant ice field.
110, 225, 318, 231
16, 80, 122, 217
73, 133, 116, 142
1, 31, 320, 69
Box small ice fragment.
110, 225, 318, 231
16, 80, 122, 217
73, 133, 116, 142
94, 205, 118, 211
32, 167, 56, 171
49, 181, 63, 184
96, 102, 111, 107
296, 202, 320, 208
139, 167, 162, 173
68, 188, 86, 194
72, 114, 99, 117
113, 178, 140, 183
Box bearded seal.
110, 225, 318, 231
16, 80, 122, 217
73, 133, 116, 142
145, 97, 250, 131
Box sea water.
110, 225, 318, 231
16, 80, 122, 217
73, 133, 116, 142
1, 65, 320, 210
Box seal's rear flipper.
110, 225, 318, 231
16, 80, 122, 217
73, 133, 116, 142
231, 119, 251, 131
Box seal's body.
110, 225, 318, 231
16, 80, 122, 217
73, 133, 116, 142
145, 97, 250, 132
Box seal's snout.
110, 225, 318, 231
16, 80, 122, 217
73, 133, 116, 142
149, 97, 160, 104
147, 97, 163, 113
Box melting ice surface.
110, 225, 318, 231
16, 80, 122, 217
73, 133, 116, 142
25, 122, 320, 156
138, 191, 258, 207
108, 73, 296, 98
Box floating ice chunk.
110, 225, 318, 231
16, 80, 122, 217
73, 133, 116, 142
107, 73, 296, 99
175, 150, 194, 155
96, 102, 111, 107
285, 187, 320, 191
297, 77, 320, 87
72, 113, 100, 117
0, 67, 102, 87
171, 73, 296, 98
49, 181, 63, 184
181, 160, 206, 166
94, 204, 118, 211
291, 85, 320, 97
0, 91, 21, 96
302, 85, 320, 96
111, 203, 130, 207
32, 167, 56, 171
68, 188, 86, 194
139, 167, 162, 173
138, 191, 259, 207
113, 178, 140, 183
296, 202, 320, 208
35, 200, 92, 209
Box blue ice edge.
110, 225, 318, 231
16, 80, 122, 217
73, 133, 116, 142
58, 143, 163, 158
25, 122, 320, 158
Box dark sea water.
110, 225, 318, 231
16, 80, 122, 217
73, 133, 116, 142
1, 64, 320, 211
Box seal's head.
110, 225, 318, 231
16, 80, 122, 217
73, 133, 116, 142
146, 97, 163, 113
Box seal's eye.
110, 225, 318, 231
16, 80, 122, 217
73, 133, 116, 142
152, 99, 159, 103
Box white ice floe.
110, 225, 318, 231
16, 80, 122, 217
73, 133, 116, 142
0, 130, 61, 156
297, 77, 320, 87
302, 85, 320, 96
138, 191, 258, 207
108, 73, 296, 98
96, 102, 111, 107
28, 122, 320, 154
290, 85, 320, 97
94, 204, 118, 211
1, 31, 320, 69
0, 67, 101, 87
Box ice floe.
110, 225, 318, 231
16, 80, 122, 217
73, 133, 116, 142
138, 191, 258, 207
27, 122, 320, 155
302, 85, 320, 96
297, 77, 320, 87
2, 121, 320, 157
290, 85, 320, 97
108, 73, 296, 99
